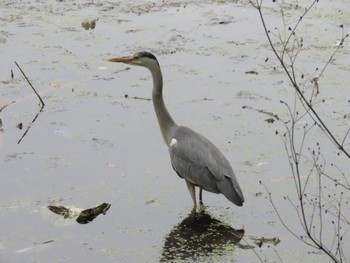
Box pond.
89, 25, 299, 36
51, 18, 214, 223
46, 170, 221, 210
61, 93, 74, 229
1, 1, 349, 262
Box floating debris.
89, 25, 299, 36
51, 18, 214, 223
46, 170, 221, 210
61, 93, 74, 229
0, 101, 15, 112
16, 122, 23, 129
81, 19, 98, 30
251, 236, 281, 247
265, 118, 275, 124
236, 91, 271, 101
124, 94, 151, 101
242, 105, 279, 120
218, 21, 232, 25
245, 70, 259, 75
48, 203, 111, 224
15, 240, 54, 254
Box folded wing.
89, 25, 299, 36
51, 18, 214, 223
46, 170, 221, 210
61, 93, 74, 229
169, 126, 244, 206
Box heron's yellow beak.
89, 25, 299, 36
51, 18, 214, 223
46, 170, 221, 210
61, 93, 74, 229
107, 57, 134, 63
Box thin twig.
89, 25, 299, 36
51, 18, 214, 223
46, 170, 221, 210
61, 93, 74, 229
17, 107, 44, 144
252, 2, 350, 159
0, 101, 16, 112
250, 2, 349, 262
14, 61, 45, 107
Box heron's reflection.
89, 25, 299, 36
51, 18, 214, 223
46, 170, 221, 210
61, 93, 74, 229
161, 209, 244, 262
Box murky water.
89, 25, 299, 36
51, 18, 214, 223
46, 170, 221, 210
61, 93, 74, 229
1, 1, 349, 262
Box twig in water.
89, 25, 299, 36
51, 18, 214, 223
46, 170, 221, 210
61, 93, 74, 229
17, 107, 44, 144
14, 61, 45, 107
242, 105, 279, 120
124, 94, 151, 101
0, 101, 16, 113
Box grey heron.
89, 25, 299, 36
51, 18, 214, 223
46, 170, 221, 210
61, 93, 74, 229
108, 51, 244, 210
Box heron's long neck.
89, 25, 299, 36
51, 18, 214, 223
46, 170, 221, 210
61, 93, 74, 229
150, 66, 176, 146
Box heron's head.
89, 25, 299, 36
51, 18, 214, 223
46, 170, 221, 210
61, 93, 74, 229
108, 51, 159, 70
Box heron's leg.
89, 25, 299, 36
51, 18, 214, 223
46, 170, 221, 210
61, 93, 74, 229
199, 187, 203, 205
185, 180, 197, 210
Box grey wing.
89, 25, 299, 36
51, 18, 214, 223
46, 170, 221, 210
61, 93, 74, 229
168, 127, 244, 206
170, 145, 221, 194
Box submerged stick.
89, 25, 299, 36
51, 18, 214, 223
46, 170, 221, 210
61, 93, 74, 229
14, 61, 45, 107
17, 107, 44, 144
0, 101, 16, 113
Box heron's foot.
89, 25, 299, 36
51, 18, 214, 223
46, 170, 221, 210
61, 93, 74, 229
199, 202, 206, 212
190, 202, 205, 212
191, 204, 197, 212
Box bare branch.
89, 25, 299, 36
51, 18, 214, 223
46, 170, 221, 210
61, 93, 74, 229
14, 61, 45, 107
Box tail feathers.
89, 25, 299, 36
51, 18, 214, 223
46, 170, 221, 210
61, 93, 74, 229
217, 178, 244, 207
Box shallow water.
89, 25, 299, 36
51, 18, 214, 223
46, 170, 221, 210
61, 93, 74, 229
1, 1, 349, 262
